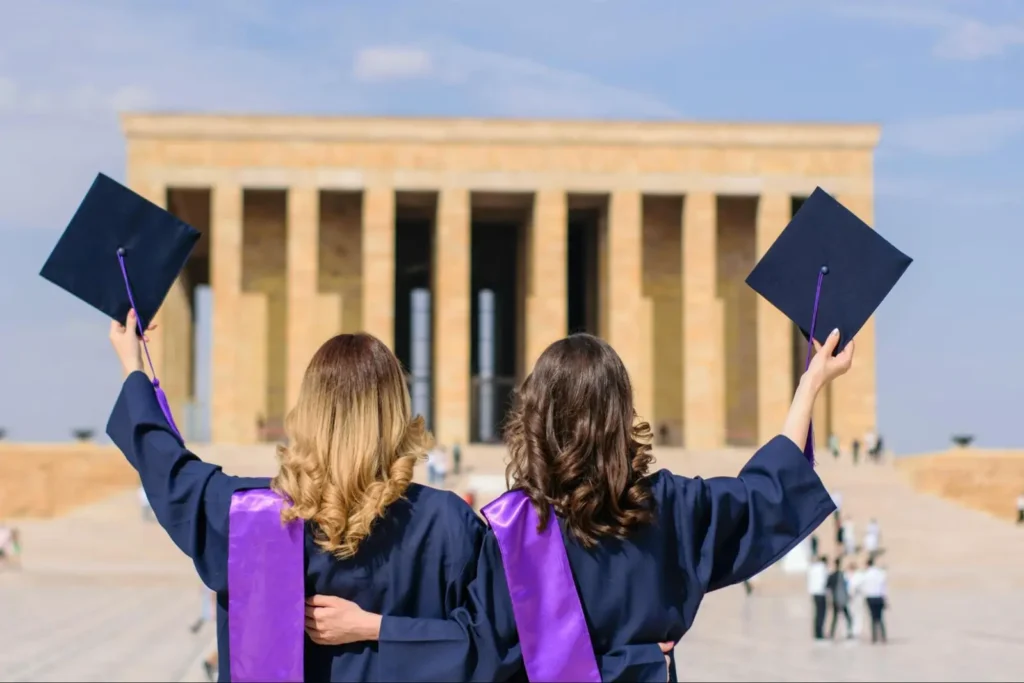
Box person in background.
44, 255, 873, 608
851, 439, 861, 465
1016, 492, 1024, 525
426, 445, 441, 485
137, 483, 153, 521
828, 433, 839, 460
864, 517, 881, 558
430, 445, 449, 487
452, 442, 462, 475
842, 516, 857, 556
189, 587, 215, 634
830, 489, 843, 528
863, 431, 876, 466
826, 557, 853, 640
0, 524, 21, 570
808, 555, 829, 642
203, 651, 218, 683
835, 517, 845, 556
873, 435, 885, 462
862, 557, 888, 644
847, 561, 866, 638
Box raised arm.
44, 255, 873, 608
668, 329, 853, 596
106, 314, 269, 592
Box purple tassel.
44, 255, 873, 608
117, 248, 183, 441
801, 266, 828, 466
152, 378, 182, 439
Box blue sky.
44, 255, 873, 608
0, 0, 1022, 452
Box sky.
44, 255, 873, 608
0, 0, 1022, 453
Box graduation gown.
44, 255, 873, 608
377, 435, 837, 682
105, 371, 486, 681
106, 372, 665, 682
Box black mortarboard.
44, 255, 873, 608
745, 187, 912, 461
40, 172, 200, 438
40, 172, 200, 328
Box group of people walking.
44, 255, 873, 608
827, 432, 885, 464
808, 503, 888, 645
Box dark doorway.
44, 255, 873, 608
567, 208, 601, 335
395, 195, 435, 430
471, 219, 523, 442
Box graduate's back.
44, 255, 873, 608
376, 334, 834, 682
106, 333, 485, 682
304, 482, 484, 680
502, 334, 831, 662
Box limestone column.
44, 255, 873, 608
755, 193, 795, 443
524, 189, 567, 371
361, 187, 396, 350
682, 192, 725, 449
433, 187, 471, 446
127, 178, 193, 437
210, 184, 266, 444
605, 189, 653, 424
286, 186, 324, 408
832, 191, 877, 450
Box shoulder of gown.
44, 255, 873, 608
645, 434, 836, 593
106, 371, 271, 592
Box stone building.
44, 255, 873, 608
122, 114, 880, 449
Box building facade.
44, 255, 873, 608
122, 114, 880, 449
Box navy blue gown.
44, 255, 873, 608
376, 435, 837, 682
107, 371, 665, 682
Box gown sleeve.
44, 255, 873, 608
667, 434, 836, 594
106, 371, 270, 593
377, 530, 671, 682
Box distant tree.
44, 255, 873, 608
72, 428, 95, 442
951, 434, 975, 448
0, 428, 6, 440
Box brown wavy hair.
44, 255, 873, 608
271, 333, 432, 559
503, 333, 655, 547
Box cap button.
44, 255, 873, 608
820, 265, 829, 275
117, 247, 126, 256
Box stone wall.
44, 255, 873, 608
0, 445, 137, 519
897, 449, 1024, 522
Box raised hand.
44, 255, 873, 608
108, 309, 156, 377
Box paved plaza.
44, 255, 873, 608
2, 445, 1023, 681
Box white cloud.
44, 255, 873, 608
353, 46, 434, 82
0, 77, 155, 118
933, 19, 1024, 60
831, 1, 1024, 60
355, 41, 679, 119
886, 109, 1024, 156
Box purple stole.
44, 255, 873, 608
227, 489, 305, 682
482, 490, 601, 682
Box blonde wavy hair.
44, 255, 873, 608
271, 333, 432, 559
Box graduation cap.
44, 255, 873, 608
746, 187, 912, 462
40, 172, 201, 438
